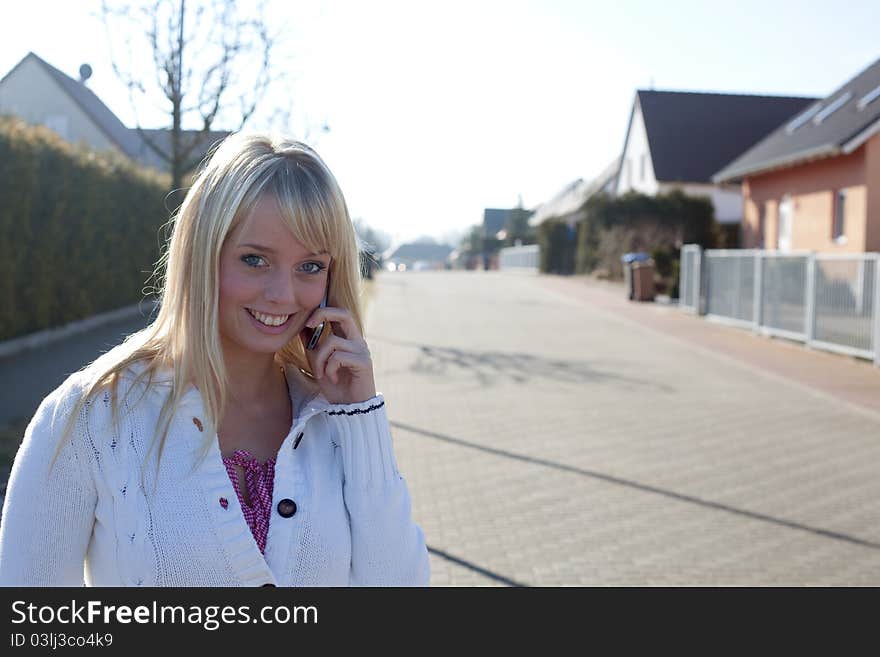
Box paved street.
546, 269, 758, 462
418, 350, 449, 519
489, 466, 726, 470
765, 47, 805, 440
367, 271, 880, 586
0, 310, 155, 428
3, 271, 879, 585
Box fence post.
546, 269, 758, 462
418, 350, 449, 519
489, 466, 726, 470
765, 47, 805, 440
753, 250, 763, 331
734, 253, 743, 320
805, 252, 816, 343
874, 254, 880, 367
696, 247, 705, 315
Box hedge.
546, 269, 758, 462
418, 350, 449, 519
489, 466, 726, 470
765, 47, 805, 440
534, 190, 720, 297
537, 220, 577, 274
0, 116, 171, 342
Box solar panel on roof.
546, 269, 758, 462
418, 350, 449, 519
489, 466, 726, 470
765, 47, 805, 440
813, 92, 852, 125
857, 84, 880, 110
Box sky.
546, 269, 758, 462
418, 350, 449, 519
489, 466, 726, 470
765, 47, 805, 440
2, 0, 879, 248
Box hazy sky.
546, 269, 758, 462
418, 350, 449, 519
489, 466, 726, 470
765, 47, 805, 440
2, 0, 879, 247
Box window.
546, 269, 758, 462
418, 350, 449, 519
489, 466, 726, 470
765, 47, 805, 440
640, 154, 646, 181
44, 115, 69, 140
833, 190, 846, 240
758, 202, 767, 249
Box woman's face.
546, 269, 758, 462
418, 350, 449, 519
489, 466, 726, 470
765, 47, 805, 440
217, 195, 331, 362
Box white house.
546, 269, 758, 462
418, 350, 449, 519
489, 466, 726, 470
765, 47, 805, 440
0, 51, 227, 173
529, 157, 620, 228
615, 90, 818, 235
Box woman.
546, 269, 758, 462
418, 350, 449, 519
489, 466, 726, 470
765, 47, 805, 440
0, 133, 430, 587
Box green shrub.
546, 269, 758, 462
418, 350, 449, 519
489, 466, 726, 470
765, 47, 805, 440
538, 220, 576, 274
0, 116, 171, 341
575, 190, 720, 292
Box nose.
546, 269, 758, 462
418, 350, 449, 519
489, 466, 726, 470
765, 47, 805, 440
264, 269, 298, 309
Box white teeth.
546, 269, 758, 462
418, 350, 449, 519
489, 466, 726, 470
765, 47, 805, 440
247, 309, 290, 327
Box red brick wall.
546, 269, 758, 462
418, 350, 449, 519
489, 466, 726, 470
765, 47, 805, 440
865, 133, 880, 252
741, 140, 874, 252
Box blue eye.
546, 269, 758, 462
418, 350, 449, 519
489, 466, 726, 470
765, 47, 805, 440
241, 254, 266, 267
302, 262, 327, 275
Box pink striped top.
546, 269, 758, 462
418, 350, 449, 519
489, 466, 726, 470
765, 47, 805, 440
221, 450, 276, 554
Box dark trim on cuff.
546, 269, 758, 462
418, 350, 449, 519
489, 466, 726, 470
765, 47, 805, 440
327, 400, 385, 417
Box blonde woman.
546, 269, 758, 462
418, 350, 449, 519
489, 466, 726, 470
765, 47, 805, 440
0, 134, 430, 587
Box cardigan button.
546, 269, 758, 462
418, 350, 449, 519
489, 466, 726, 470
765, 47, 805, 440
277, 499, 297, 518
261, 583, 276, 587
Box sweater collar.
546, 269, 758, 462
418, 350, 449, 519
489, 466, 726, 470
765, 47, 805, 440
121, 358, 332, 420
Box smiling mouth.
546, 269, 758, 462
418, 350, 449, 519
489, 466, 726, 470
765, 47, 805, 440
246, 308, 292, 327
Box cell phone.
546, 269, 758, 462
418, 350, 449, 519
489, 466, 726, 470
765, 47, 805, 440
306, 269, 330, 351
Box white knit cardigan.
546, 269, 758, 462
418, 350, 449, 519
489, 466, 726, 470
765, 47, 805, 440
0, 360, 430, 587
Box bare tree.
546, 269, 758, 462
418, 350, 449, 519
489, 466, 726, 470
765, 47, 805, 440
99, 0, 282, 193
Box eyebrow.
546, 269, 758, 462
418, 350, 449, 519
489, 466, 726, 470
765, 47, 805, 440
238, 243, 329, 257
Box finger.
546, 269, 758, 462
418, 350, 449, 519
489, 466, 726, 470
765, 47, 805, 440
313, 334, 359, 379
305, 307, 363, 342
326, 349, 370, 385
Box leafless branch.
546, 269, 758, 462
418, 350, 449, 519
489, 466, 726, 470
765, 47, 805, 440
98, 0, 289, 190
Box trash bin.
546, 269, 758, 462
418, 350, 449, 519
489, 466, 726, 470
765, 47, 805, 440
631, 259, 655, 301
621, 252, 651, 300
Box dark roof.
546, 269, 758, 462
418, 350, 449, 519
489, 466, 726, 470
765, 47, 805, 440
630, 90, 817, 184
132, 127, 230, 171
714, 57, 880, 182
482, 208, 510, 235
388, 243, 453, 261
17, 52, 144, 159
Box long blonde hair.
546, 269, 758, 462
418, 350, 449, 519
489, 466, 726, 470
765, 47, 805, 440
50, 133, 366, 483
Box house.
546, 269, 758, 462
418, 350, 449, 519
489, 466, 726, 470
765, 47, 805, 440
616, 89, 818, 245
0, 52, 228, 174
713, 57, 880, 253
384, 242, 454, 271
483, 208, 511, 241
528, 157, 620, 228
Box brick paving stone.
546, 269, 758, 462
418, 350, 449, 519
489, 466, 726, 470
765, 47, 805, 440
364, 271, 880, 586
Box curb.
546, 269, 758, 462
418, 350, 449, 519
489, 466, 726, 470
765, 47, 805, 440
0, 300, 158, 360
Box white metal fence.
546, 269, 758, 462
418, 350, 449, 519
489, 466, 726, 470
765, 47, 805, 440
679, 244, 702, 313
499, 244, 540, 272
679, 245, 880, 365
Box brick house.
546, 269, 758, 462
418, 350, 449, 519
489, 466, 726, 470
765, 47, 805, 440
713, 57, 880, 253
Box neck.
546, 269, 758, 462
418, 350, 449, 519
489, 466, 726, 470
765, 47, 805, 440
222, 350, 287, 409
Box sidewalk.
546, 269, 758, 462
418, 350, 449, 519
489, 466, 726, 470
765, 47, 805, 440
533, 274, 880, 420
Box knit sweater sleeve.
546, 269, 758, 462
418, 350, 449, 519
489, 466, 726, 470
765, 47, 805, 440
327, 393, 430, 586
0, 383, 97, 586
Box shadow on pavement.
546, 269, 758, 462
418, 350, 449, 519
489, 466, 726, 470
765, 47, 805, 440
370, 336, 674, 391
427, 546, 529, 587
392, 420, 880, 552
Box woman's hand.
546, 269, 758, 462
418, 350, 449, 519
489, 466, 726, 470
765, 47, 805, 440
299, 306, 377, 404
